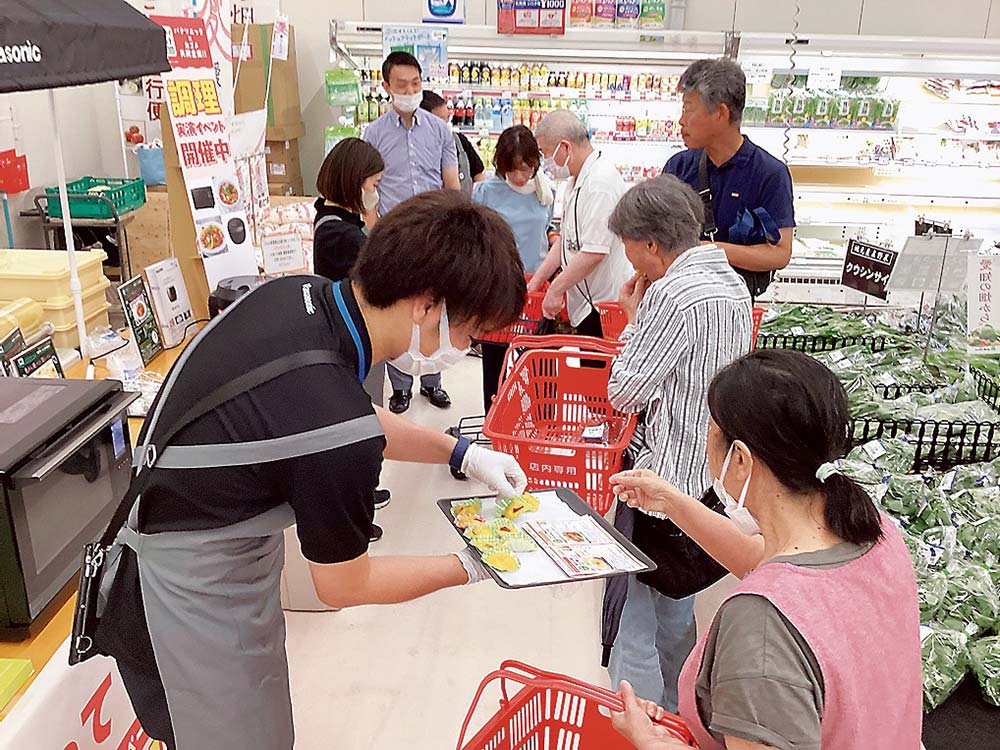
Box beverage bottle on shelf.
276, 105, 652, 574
504, 97, 516, 129
548, 72, 558, 88
470, 61, 481, 85
520, 63, 531, 89
513, 99, 525, 127
482, 62, 492, 87
449, 62, 460, 84
466, 98, 476, 127
379, 92, 390, 116
578, 98, 590, 128
455, 96, 466, 126
530, 100, 542, 129
529, 64, 540, 90
539, 64, 550, 89
506, 65, 516, 88
460, 61, 470, 84
475, 98, 486, 129
492, 97, 503, 131
447, 96, 456, 122
368, 91, 380, 123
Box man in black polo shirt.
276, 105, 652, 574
93, 192, 528, 750
664, 58, 795, 299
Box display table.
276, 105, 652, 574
0, 325, 200, 725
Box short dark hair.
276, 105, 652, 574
679, 58, 746, 123
353, 191, 525, 331
382, 51, 421, 82
420, 91, 447, 112
494, 126, 541, 178
708, 349, 884, 546
316, 138, 384, 215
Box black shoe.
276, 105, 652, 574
370, 524, 383, 543
373, 488, 391, 510
420, 386, 452, 409
389, 389, 411, 414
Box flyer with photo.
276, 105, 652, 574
524, 517, 645, 578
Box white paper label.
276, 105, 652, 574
920, 624, 934, 643
262, 233, 306, 275
862, 440, 888, 460
271, 15, 290, 62
829, 350, 846, 363
970, 515, 994, 527
836, 358, 853, 370
269, 162, 287, 176
940, 470, 957, 492
876, 372, 897, 386
790, 326, 807, 336
807, 65, 842, 90
744, 62, 774, 85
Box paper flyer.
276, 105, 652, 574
524, 517, 645, 578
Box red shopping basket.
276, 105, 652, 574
596, 301, 628, 341
477, 291, 547, 345
458, 661, 697, 750
751, 305, 766, 349
484, 336, 635, 514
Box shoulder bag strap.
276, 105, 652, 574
98, 348, 344, 546
697, 151, 717, 241
314, 214, 343, 232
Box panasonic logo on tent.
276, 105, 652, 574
0, 41, 42, 65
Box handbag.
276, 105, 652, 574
631, 486, 729, 599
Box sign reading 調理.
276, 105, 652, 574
841, 239, 898, 300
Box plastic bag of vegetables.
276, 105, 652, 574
921, 623, 969, 711
921, 525, 962, 570
881, 475, 930, 519
941, 561, 1000, 633
957, 516, 1000, 560
847, 438, 917, 474
918, 570, 949, 621
832, 458, 888, 487
968, 636, 1000, 707
912, 492, 954, 534
936, 464, 998, 494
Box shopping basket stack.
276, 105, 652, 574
483, 335, 636, 514
477, 291, 547, 345
457, 661, 697, 750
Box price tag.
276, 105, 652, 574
841, 238, 898, 301
271, 15, 290, 61
614, 90, 626, 101
829, 349, 846, 363
835, 357, 853, 369
862, 439, 888, 461
876, 372, 897, 386
790, 325, 806, 336
807, 65, 842, 90
920, 624, 934, 643
262, 233, 307, 276
744, 61, 773, 85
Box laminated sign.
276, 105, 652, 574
968, 253, 1000, 354
497, 0, 567, 35
152, 16, 258, 291
841, 239, 897, 300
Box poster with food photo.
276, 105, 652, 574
117, 276, 164, 366
196, 219, 229, 258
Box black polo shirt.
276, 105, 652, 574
313, 198, 367, 283
136, 275, 385, 565
664, 137, 796, 244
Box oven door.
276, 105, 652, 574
6, 391, 136, 624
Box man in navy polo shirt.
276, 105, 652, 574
664, 58, 794, 299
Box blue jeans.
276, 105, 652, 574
387, 364, 441, 393
608, 576, 696, 713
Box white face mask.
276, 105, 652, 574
362, 187, 379, 212
543, 143, 572, 182
506, 176, 537, 195
714, 442, 760, 535
392, 92, 422, 113
389, 302, 469, 377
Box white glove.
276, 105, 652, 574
461, 444, 528, 499
455, 547, 491, 584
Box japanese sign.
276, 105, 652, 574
497, 0, 567, 36
968, 252, 1000, 354
841, 239, 898, 300
0, 325, 25, 376
11, 337, 63, 379
262, 233, 308, 276
0, 636, 164, 750
118, 276, 164, 366
382, 25, 449, 80
889, 235, 983, 294
153, 16, 258, 290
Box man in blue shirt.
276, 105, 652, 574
663, 58, 794, 299
365, 51, 461, 412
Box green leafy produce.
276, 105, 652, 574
968, 636, 1000, 706
921, 623, 969, 711
833, 458, 889, 486
915, 400, 1000, 428
921, 525, 962, 569
881, 475, 930, 518
847, 438, 917, 474
935, 465, 997, 493
958, 517, 1000, 560
913, 494, 954, 535
941, 562, 1000, 633
918, 571, 949, 621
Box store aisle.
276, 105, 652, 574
284, 356, 608, 750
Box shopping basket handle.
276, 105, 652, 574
508, 334, 624, 355
456, 667, 698, 750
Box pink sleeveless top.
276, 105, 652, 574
677, 517, 922, 750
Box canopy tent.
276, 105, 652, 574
0, 0, 169, 354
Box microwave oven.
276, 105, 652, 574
0, 378, 137, 636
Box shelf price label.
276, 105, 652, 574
807, 65, 842, 91
841, 238, 898, 300
744, 62, 773, 85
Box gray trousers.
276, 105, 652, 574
364, 362, 386, 407
387, 363, 441, 392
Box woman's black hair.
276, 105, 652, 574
420, 90, 448, 112
707, 349, 884, 546
316, 137, 384, 214
494, 125, 541, 178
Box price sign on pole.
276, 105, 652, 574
841, 239, 898, 300
744, 62, 773, 85
807, 65, 842, 90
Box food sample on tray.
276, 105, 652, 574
497, 492, 540, 520
451, 498, 483, 518
482, 551, 520, 572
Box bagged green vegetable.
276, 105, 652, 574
832, 458, 888, 487
916, 400, 1000, 428
921, 623, 969, 711
918, 570, 949, 621
847, 438, 917, 474
881, 475, 930, 518
936, 465, 997, 493
941, 562, 1000, 633
958, 516, 1000, 559
921, 525, 962, 569
912, 492, 954, 534
968, 636, 1000, 706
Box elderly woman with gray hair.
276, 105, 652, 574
604, 174, 752, 712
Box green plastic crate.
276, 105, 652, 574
45, 176, 147, 220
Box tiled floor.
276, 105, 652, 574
283, 356, 734, 749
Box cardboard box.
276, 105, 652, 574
265, 139, 301, 184
232, 23, 303, 139
268, 177, 304, 197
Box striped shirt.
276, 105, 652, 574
608, 244, 752, 513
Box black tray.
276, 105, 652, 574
437, 487, 656, 589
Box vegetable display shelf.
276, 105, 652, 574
756, 332, 890, 354
850, 369, 1000, 471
